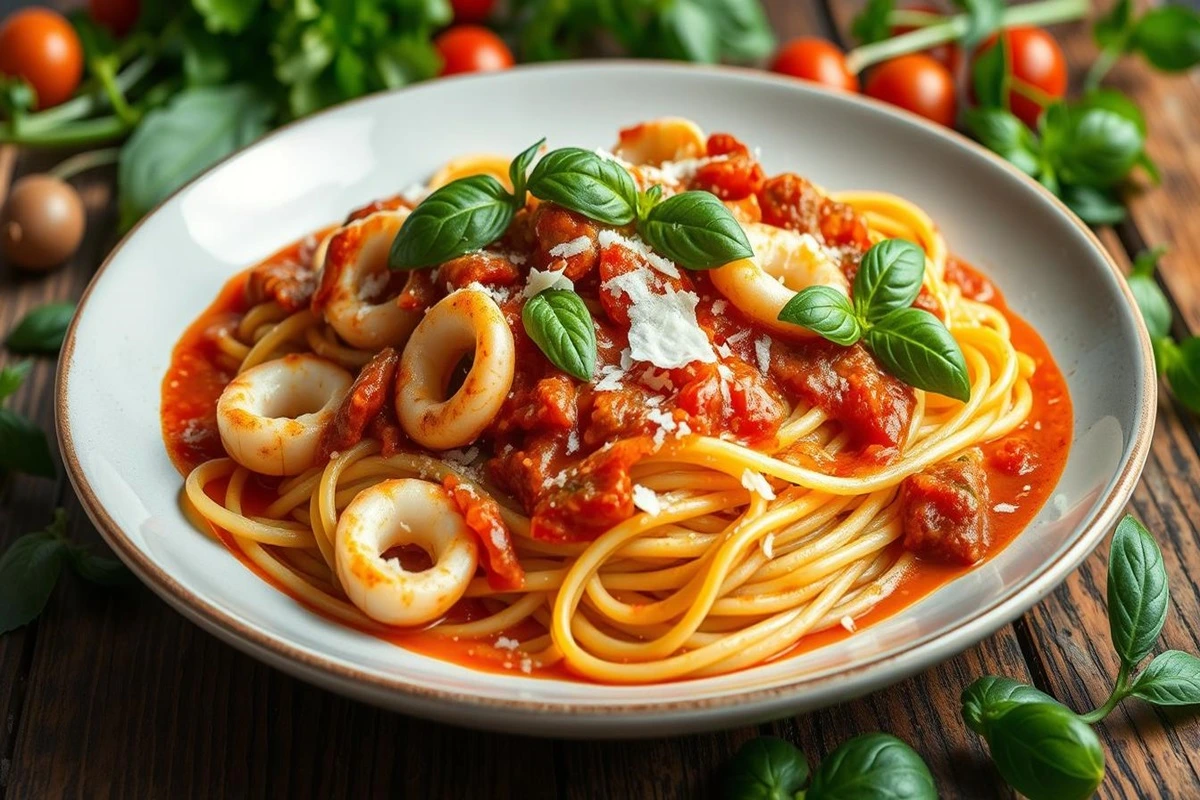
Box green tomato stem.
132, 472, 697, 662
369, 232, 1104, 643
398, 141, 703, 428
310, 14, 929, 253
92, 59, 139, 127
1078, 662, 1131, 724
845, 0, 1089, 74
886, 9, 945, 28
16, 53, 156, 135
48, 147, 121, 181
1085, 46, 1124, 91
0, 115, 134, 148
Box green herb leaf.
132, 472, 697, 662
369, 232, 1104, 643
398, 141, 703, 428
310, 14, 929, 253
722, 736, 809, 800
1060, 184, 1126, 226
1080, 89, 1147, 136
527, 148, 639, 226
853, 239, 926, 322
509, 138, 545, 205
658, 0, 721, 64
808, 732, 937, 800
5, 302, 75, 354
0, 408, 56, 478
777, 287, 863, 346
865, 308, 971, 402
1108, 514, 1168, 670
1128, 274, 1172, 341
953, 0, 1004, 50
67, 546, 134, 587
1058, 108, 1143, 187
1129, 650, 1200, 706
1094, 0, 1133, 51
1163, 336, 1200, 412
638, 191, 753, 270
965, 109, 1040, 177
193, 0, 264, 34
0, 361, 31, 402
118, 85, 274, 229
982, 702, 1105, 800
701, 0, 776, 62
1132, 6, 1200, 72
961, 676, 1057, 735
851, 0, 895, 45
971, 34, 1010, 111
521, 289, 597, 381
388, 175, 515, 270
180, 26, 234, 86
0, 510, 69, 634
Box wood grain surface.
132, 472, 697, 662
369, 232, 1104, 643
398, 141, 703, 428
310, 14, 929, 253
1, 1, 1198, 797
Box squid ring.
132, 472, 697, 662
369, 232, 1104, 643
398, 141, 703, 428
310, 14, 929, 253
710, 223, 852, 339
336, 479, 478, 626
216, 354, 353, 476
397, 289, 515, 450
313, 210, 420, 350
613, 117, 706, 166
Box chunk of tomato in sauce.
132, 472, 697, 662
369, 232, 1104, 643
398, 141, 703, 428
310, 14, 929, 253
900, 449, 990, 565
757, 173, 871, 250
597, 235, 694, 328
530, 439, 652, 542
531, 203, 601, 280
438, 251, 521, 289
443, 474, 525, 591
690, 133, 765, 201
990, 437, 1039, 477
674, 360, 787, 443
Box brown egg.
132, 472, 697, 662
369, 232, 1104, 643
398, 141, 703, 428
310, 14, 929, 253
1, 174, 85, 271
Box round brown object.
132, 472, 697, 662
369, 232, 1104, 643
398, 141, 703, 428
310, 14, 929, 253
1, 174, 85, 271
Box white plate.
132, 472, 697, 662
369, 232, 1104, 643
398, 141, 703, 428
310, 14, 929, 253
57, 62, 1155, 737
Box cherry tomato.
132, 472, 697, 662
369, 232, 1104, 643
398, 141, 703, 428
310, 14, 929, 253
891, 4, 961, 73
771, 38, 858, 92
89, 0, 140, 38
974, 27, 1067, 128
450, 0, 496, 23
864, 54, 957, 127
435, 25, 514, 76
0, 9, 84, 110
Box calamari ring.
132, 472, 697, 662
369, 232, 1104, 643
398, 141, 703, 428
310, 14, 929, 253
429, 154, 513, 191
613, 118, 706, 166
336, 479, 478, 626
216, 354, 353, 476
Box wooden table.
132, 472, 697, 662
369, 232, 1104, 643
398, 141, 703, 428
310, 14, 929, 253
3, 1, 1200, 796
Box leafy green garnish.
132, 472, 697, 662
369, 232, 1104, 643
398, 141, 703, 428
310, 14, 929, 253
521, 289, 597, 381
5, 302, 76, 355
389, 175, 517, 270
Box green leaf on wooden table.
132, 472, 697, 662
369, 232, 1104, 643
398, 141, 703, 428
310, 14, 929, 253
193, 0, 265, 34
658, 0, 721, 64
638, 191, 754, 270
1094, 0, 1133, 51
853, 238, 926, 322
118, 84, 274, 230
1057, 108, 1144, 188
1130, 650, 1200, 706
1161, 337, 1200, 412
807, 732, 936, 800
777, 286, 863, 347
5, 302, 75, 354
0, 510, 70, 634
0, 361, 31, 402
522, 289, 597, 381
1108, 514, 1169, 670
67, 545, 134, 587
1060, 184, 1126, 226
865, 308, 971, 402
722, 736, 809, 800
699, 0, 775, 62
1127, 246, 1172, 342
0, 408, 56, 478
964, 108, 1040, 177
388, 175, 515, 269
982, 702, 1105, 800
961, 676, 1057, 735
1132, 6, 1200, 72
527, 147, 639, 227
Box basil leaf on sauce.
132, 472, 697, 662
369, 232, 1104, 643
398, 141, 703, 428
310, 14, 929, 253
5, 302, 76, 354
853, 238, 926, 323
777, 286, 863, 346
508, 137, 545, 206
865, 307, 971, 402
808, 733, 937, 800
527, 147, 639, 226
521, 288, 597, 381
638, 191, 753, 270
1107, 514, 1168, 670
388, 175, 514, 270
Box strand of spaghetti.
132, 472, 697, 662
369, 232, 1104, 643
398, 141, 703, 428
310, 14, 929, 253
304, 324, 373, 370
185, 459, 312, 546
431, 592, 547, 638
239, 309, 318, 373
237, 301, 288, 341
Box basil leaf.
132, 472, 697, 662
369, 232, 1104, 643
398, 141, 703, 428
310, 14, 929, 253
389, 175, 514, 270
521, 289, 596, 381
0, 408, 56, 477
527, 147, 639, 226
1060, 184, 1126, 226
1164, 337, 1200, 412
701, 0, 775, 62
118, 85, 274, 229
1037, 102, 1074, 158
853, 239, 926, 322
5, 302, 75, 354
1132, 245, 1167, 278
722, 736, 809, 800
67, 546, 134, 587
865, 308, 970, 401
971, 34, 1010, 111
1080, 88, 1147, 136
851, 0, 895, 45
778, 287, 862, 346
657, 0, 721, 64
1129, 650, 1200, 706
639, 191, 753, 270
1058, 108, 1143, 187
1094, 0, 1133, 51
965, 109, 1041, 176
0, 361, 31, 402
808, 732, 936, 800
0, 510, 70, 634
952, 0, 1004, 50
1128, 274, 1172, 341
193, 0, 264, 34
982, 702, 1105, 800
1133, 6, 1200, 72
961, 676, 1057, 735
1108, 514, 1168, 669
509, 138, 545, 205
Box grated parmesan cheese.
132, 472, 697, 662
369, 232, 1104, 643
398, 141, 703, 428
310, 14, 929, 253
711, 299, 728, 315
640, 366, 675, 391
716, 343, 733, 359
567, 430, 580, 454
726, 329, 750, 345
741, 469, 776, 501
597, 230, 681, 278
358, 270, 389, 301
548, 236, 592, 259
632, 484, 662, 516
523, 266, 574, 298
760, 533, 775, 560
495, 636, 520, 651
601, 268, 716, 369
993, 502, 1018, 514
754, 336, 772, 374
594, 365, 625, 392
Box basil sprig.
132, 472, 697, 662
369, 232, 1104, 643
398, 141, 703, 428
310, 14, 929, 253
1123, 245, 1200, 412
0, 360, 55, 478
526, 147, 639, 226
777, 238, 970, 402
521, 289, 596, 381
960, 514, 1200, 800
6, 302, 76, 354
722, 733, 935, 800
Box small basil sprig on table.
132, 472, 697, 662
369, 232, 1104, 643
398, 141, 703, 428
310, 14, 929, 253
1123, 245, 1200, 413
1089, 0, 1200, 89
5, 302, 76, 355
721, 732, 936, 800
960, 515, 1200, 800
777, 238, 970, 402
0, 361, 56, 478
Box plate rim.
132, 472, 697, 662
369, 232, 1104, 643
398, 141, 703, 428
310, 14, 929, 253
54, 60, 1158, 731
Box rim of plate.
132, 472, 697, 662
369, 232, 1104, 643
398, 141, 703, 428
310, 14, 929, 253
55, 61, 1157, 726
